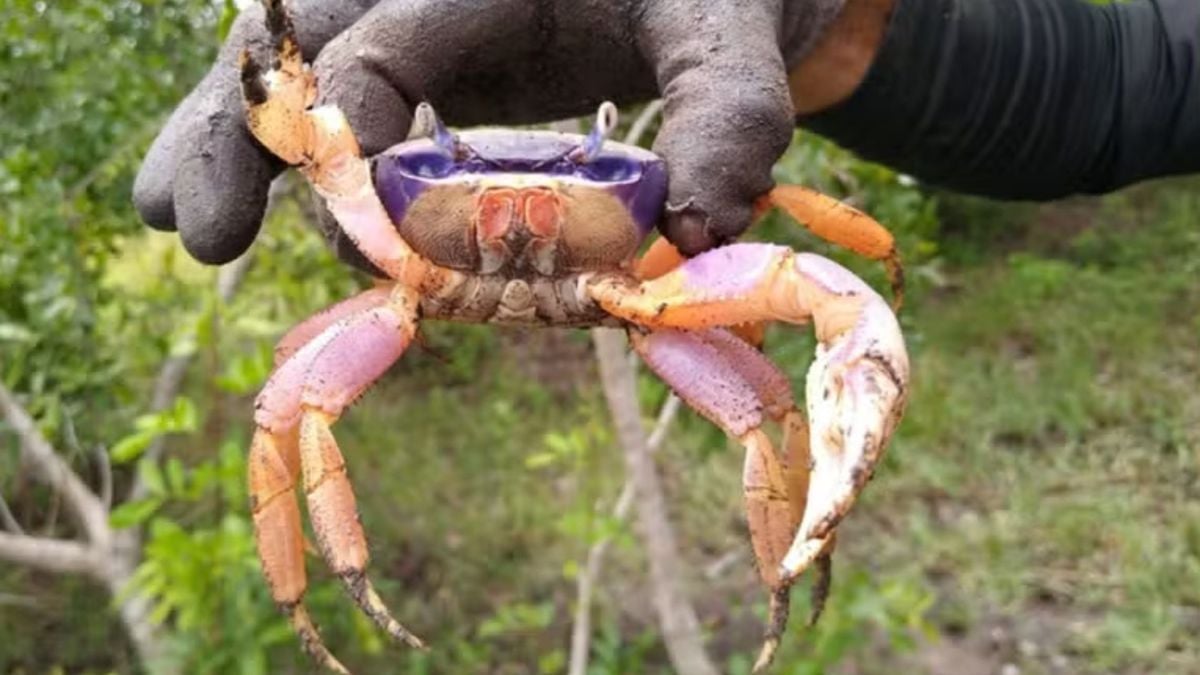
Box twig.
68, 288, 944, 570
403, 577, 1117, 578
573, 99, 716, 675
126, 252, 252, 505
591, 330, 718, 675
568, 395, 679, 675
624, 100, 664, 149
0, 384, 109, 547
0, 531, 104, 578
0, 238, 255, 675
0, 592, 44, 610
94, 444, 112, 511
704, 549, 745, 580
112, 249, 253, 671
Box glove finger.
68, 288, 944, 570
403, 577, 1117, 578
171, 85, 279, 264
133, 2, 376, 259
640, 2, 794, 255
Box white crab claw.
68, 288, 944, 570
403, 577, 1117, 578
779, 256, 909, 583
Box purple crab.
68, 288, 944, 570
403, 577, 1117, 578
239, 3, 908, 672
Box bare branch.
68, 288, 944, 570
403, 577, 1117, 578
114, 248, 254, 674
0, 182, 259, 675
569, 394, 679, 675
0, 384, 108, 546
591, 329, 718, 675
646, 394, 682, 452
573, 100, 715, 675
0, 531, 104, 578
0, 592, 43, 610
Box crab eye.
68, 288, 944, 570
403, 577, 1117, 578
398, 151, 455, 179
579, 156, 638, 183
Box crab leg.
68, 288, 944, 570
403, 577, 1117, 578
636, 238, 769, 347
273, 286, 395, 366
630, 328, 814, 583
251, 285, 424, 672
239, 2, 459, 294
756, 185, 904, 309
629, 327, 833, 670
592, 243, 908, 586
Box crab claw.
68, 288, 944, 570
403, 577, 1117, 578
592, 242, 909, 581
776, 254, 907, 583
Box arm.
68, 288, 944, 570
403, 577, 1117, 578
794, 0, 1200, 199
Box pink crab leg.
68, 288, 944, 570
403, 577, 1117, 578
592, 243, 908, 585
274, 285, 395, 366
629, 327, 833, 671
251, 285, 424, 671
630, 328, 798, 583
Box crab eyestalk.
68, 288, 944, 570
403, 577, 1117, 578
407, 102, 461, 159
570, 101, 619, 163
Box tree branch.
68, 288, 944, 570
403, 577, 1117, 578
568, 394, 679, 675
126, 252, 253, 505
112, 249, 254, 671
0, 491, 25, 534
591, 329, 719, 675
574, 99, 717, 675
0, 384, 109, 547
0, 531, 105, 578
0, 240, 255, 675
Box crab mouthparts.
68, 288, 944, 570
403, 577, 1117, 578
475, 187, 563, 275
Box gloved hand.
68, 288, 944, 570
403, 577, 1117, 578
134, 0, 849, 266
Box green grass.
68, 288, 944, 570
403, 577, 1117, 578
822, 184, 1200, 673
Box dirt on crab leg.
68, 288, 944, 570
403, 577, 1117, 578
592, 241, 909, 589
629, 327, 834, 671
250, 285, 426, 672
239, 1, 457, 294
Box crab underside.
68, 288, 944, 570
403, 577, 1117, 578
238, 2, 909, 672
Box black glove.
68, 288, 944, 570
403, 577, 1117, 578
134, 0, 846, 265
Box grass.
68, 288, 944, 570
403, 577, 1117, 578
822, 183, 1200, 674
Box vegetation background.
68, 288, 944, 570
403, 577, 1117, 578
2, 1, 1197, 673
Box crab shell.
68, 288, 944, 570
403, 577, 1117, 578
372, 131, 668, 276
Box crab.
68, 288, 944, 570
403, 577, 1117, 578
238, 2, 908, 672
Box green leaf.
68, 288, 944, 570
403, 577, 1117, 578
217, 0, 239, 42
523, 451, 558, 469
0, 323, 36, 343
109, 498, 162, 529
110, 429, 155, 463
169, 396, 198, 432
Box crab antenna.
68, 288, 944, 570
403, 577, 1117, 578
572, 101, 619, 163
408, 102, 459, 156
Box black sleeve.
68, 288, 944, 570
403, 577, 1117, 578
800, 0, 1200, 200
